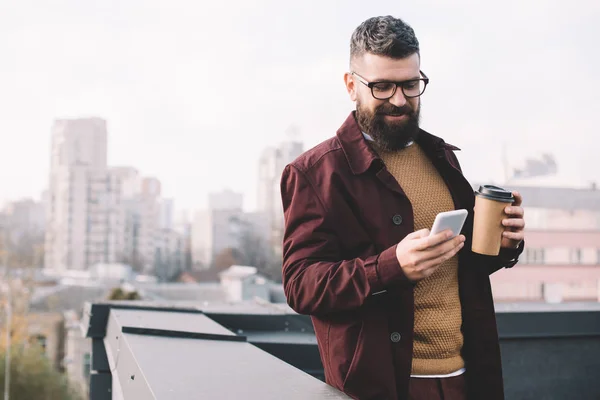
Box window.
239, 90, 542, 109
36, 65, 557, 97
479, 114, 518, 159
524, 248, 545, 264
30, 334, 47, 352
524, 248, 533, 263
570, 248, 582, 264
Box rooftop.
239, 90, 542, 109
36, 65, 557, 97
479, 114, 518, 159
29, 284, 109, 313
83, 301, 347, 399
83, 300, 600, 400
218, 265, 259, 279
28, 267, 287, 314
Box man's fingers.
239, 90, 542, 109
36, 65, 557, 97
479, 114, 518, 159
419, 241, 465, 275
502, 218, 525, 229
406, 228, 430, 240
420, 235, 465, 262
502, 231, 524, 241
511, 191, 523, 207
413, 230, 452, 250
415, 230, 465, 251
504, 206, 524, 218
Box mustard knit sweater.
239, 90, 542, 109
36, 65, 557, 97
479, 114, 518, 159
376, 142, 464, 375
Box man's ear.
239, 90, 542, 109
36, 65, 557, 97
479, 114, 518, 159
344, 72, 358, 102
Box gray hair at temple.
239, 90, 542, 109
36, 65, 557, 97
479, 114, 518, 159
350, 16, 420, 65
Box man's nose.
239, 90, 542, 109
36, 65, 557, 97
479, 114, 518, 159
388, 86, 407, 107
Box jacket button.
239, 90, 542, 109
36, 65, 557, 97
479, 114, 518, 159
392, 215, 403, 225
390, 332, 401, 343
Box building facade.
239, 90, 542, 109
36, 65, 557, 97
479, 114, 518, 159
257, 140, 303, 256
483, 183, 600, 303
45, 118, 110, 271
191, 190, 269, 269
44, 119, 178, 276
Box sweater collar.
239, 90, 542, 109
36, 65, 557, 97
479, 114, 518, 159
336, 111, 459, 175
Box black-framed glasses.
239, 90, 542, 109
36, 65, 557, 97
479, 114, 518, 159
351, 71, 429, 100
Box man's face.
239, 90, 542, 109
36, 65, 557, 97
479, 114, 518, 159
344, 52, 422, 151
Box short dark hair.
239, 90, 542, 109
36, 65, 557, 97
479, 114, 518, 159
350, 16, 420, 64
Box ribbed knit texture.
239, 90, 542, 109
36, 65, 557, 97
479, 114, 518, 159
375, 142, 464, 375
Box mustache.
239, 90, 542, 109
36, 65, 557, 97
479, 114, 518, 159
376, 104, 413, 116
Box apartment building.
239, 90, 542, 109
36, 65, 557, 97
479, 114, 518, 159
44, 119, 176, 276
44, 118, 111, 271
191, 190, 269, 268
257, 140, 303, 256
482, 182, 600, 302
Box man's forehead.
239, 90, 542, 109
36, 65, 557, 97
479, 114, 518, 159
354, 52, 420, 80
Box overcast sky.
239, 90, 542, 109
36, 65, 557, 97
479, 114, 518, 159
1, 0, 598, 213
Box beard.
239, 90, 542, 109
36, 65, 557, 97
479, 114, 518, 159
356, 99, 421, 151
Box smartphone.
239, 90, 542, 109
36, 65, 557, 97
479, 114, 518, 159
429, 209, 468, 238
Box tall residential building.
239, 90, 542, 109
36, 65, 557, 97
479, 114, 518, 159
45, 118, 114, 271
257, 140, 303, 255
173, 210, 192, 271
191, 209, 213, 268
1, 198, 46, 268
109, 168, 164, 274
44, 118, 174, 276
191, 190, 270, 269
138, 177, 162, 273
81, 168, 124, 268
159, 198, 174, 230
191, 208, 242, 269
155, 228, 185, 281
108, 167, 140, 268
191, 189, 243, 269
3, 198, 45, 237
191, 208, 269, 269
154, 198, 184, 280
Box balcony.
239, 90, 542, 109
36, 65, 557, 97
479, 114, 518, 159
82, 301, 600, 400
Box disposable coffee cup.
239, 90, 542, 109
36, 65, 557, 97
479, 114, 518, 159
472, 185, 514, 256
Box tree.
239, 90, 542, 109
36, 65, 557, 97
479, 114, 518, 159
265, 252, 283, 283
0, 279, 82, 400
107, 287, 141, 301
237, 230, 270, 270
231, 219, 282, 282
0, 345, 83, 400
213, 248, 241, 272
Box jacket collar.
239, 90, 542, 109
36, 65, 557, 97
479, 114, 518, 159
336, 111, 460, 175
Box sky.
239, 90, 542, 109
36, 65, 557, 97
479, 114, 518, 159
1, 0, 598, 213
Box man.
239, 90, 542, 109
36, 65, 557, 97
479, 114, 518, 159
280, 15, 525, 400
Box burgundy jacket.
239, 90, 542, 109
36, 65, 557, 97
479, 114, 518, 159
280, 112, 523, 400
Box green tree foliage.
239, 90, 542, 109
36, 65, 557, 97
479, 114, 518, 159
107, 287, 141, 301
0, 344, 83, 400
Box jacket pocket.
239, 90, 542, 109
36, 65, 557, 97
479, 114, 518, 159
342, 323, 365, 391
326, 314, 364, 390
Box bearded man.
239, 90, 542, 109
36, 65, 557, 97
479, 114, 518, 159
280, 15, 526, 400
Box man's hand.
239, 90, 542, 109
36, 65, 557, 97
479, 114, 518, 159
395, 229, 465, 282
501, 191, 525, 249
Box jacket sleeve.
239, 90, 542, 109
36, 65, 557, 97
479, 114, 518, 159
280, 164, 412, 316
487, 241, 525, 274
445, 148, 525, 274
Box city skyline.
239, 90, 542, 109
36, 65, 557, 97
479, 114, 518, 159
1, 0, 599, 212
0, 117, 306, 217
32, 115, 295, 273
